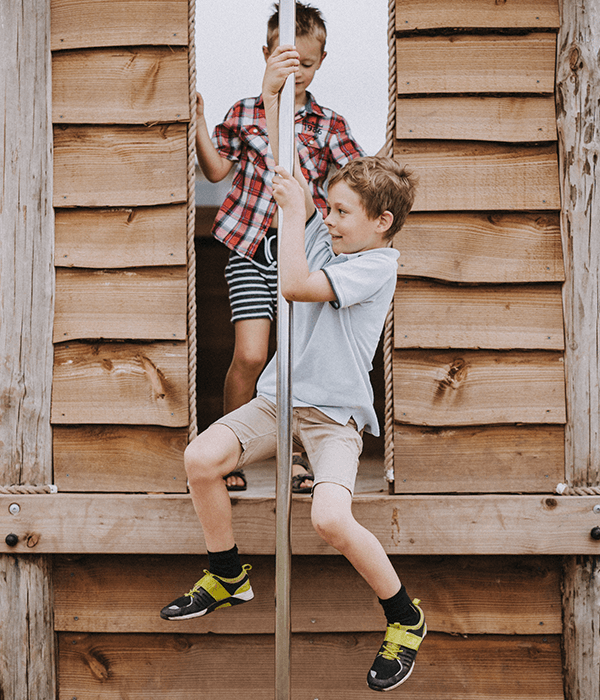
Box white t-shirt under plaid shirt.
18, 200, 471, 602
211, 92, 365, 260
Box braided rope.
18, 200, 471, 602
556, 483, 600, 496
0, 485, 57, 494
187, 0, 198, 444
383, 0, 397, 482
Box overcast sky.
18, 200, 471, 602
195, 1, 389, 157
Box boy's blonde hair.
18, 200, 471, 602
266, 2, 327, 53
329, 157, 417, 240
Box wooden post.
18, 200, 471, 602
0, 1, 56, 698
556, 1, 600, 698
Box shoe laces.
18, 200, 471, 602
185, 570, 211, 598
381, 640, 418, 664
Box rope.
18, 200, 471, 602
187, 0, 198, 444
383, 0, 397, 482
0, 485, 57, 494
556, 483, 600, 496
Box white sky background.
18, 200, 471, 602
195, 0, 389, 159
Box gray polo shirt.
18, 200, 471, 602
256, 211, 399, 436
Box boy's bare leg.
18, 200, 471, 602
185, 423, 243, 551
311, 482, 401, 599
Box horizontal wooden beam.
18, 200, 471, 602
2, 493, 600, 555
395, 0, 560, 31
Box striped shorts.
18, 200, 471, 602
225, 228, 278, 323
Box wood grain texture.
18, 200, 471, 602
54, 267, 187, 341
395, 141, 560, 211
53, 554, 562, 635
55, 205, 187, 268
397, 96, 557, 142
57, 631, 563, 699
50, 0, 188, 49
394, 424, 564, 493
2, 493, 600, 555
0, 4, 56, 697
397, 34, 556, 94
53, 46, 189, 124
396, 0, 560, 31
394, 211, 564, 283
53, 425, 187, 492
394, 280, 564, 350
393, 350, 566, 425
53, 124, 187, 207
51, 341, 188, 426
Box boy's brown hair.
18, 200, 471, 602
328, 157, 417, 240
266, 2, 327, 53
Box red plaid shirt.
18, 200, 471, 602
211, 93, 365, 259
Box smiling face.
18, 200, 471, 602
324, 181, 391, 256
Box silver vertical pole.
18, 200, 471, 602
275, 1, 296, 699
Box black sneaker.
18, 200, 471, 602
160, 564, 253, 620
367, 598, 426, 691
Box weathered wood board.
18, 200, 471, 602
393, 350, 566, 425
394, 211, 564, 283
394, 424, 564, 493
53, 47, 190, 124
397, 96, 557, 142
397, 34, 556, 94
395, 141, 560, 211
51, 341, 188, 426
396, 0, 560, 31
54, 267, 187, 341
53, 554, 562, 635
53, 124, 187, 207
57, 631, 563, 699
394, 280, 564, 350
55, 205, 187, 268
53, 425, 187, 492
50, 0, 189, 49
3, 493, 600, 555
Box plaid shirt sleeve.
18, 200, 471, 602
212, 101, 244, 162
325, 113, 366, 168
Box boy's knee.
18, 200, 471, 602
232, 348, 268, 376
311, 506, 347, 547
184, 428, 239, 483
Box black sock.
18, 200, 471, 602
379, 584, 420, 626
207, 545, 243, 579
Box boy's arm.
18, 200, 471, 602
272, 166, 336, 304
195, 92, 233, 183
262, 46, 315, 220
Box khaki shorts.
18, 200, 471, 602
215, 396, 363, 495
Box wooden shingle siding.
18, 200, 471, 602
54, 267, 187, 341
55, 205, 187, 268
394, 211, 563, 283
394, 424, 564, 493
397, 34, 556, 94
53, 47, 190, 124
53, 425, 187, 492
397, 96, 557, 142
57, 631, 563, 699
53, 554, 562, 634
394, 280, 564, 350
53, 124, 187, 207
51, 0, 189, 49
51, 342, 188, 426
396, 0, 560, 31
393, 350, 565, 426
397, 141, 560, 212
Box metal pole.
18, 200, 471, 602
275, 2, 296, 699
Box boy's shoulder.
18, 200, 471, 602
222, 95, 265, 124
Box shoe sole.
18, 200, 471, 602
161, 588, 254, 621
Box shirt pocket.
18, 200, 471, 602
297, 131, 328, 180
239, 125, 270, 167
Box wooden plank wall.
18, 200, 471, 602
392, 0, 565, 495
51, 0, 190, 493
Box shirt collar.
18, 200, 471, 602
256, 92, 325, 118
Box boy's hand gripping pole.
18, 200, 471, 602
275, 2, 296, 699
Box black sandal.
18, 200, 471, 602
223, 469, 247, 492
291, 455, 314, 494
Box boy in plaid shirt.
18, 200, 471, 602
196, 2, 364, 490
